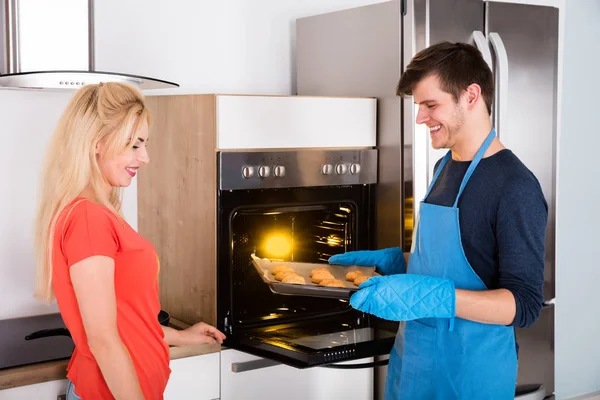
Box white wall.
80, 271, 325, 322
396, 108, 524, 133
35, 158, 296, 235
554, 0, 600, 398
0, 0, 386, 319
93, 0, 387, 95
0, 89, 139, 320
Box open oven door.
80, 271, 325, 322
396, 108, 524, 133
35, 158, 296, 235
224, 313, 398, 369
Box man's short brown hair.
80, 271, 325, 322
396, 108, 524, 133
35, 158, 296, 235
397, 41, 494, 115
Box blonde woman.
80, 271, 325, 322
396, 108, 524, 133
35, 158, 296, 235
34, 82, 225, 400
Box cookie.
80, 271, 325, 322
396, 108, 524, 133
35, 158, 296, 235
310, 267, 330, 277
319, 278, 345, 288
311, 271, 335, 284
282, 274, 306, 285
275, 270, 298, 281
354, 275, 371, 286
345, 270, 364, 282
272, 265, 294, 276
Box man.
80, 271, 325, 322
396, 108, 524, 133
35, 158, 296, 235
329, 42, 548, 399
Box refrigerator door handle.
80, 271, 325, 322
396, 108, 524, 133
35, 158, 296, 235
488, 32, 509, 142
542, 298, 556, 308
472, 31, 493, 71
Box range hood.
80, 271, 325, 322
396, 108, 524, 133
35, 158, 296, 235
0, 0, 179, 91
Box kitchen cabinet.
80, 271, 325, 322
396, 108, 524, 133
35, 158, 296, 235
165, 353, 220, 400
220, 349, 374, 400
0, 379, 67, 400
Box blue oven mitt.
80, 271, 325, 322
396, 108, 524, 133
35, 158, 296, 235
350, 274, 456, 322
328, 247, 406, 275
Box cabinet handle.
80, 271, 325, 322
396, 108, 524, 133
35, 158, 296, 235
231, 358, 281, 373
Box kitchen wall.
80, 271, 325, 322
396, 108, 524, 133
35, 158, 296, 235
0, 0, 386, 320
0, 89, 140, 320
554, 0, 600, 398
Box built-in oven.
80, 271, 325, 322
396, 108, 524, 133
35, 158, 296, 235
217, 149, 398, 369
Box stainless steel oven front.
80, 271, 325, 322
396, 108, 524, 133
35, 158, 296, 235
216, 149, 398, 369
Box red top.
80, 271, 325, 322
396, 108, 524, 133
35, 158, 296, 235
52, 199, 170, 399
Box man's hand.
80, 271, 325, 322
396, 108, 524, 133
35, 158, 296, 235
350, 274, 455, 322
328, 247, 406, 275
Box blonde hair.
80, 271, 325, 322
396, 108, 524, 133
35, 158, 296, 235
34, 82, 151, 302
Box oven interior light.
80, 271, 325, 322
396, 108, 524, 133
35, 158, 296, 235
326, 235, 343, 247
264, 234, 292, 258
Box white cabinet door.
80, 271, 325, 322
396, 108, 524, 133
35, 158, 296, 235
221, 349, 373, 400
0, 379, 68, 400
164, 353, 220, 400
216, 95, 377, 150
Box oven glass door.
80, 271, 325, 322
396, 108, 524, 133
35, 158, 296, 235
229, 314, 398, 368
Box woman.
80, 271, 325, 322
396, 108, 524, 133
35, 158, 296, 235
34, 82, 226, 400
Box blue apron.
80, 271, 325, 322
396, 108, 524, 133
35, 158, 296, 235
384, 128, 517, 399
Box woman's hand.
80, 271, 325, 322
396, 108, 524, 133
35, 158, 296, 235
164, 322, 226, 347
179, 322, 226, 345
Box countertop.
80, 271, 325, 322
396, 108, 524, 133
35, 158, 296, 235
0, 318, 222, 391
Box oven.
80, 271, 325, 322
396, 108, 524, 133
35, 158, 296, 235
216, 149, 398, 369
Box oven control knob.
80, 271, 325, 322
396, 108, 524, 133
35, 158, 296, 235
258, 165, 271, 178
241, 166, 255, 179
273, 165, 286, 177
350, 163, 361, 175
321, 164, 334, 175
335, 163, 348, 175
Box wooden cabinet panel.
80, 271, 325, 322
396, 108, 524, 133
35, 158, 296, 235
139, 94, 217, 326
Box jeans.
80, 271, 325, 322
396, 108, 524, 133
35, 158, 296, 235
66, 380, 82, 400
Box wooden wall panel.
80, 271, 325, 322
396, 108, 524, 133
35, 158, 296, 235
139, 94, 217, 326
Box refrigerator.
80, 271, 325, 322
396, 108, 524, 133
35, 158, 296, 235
296, 0, 558, 398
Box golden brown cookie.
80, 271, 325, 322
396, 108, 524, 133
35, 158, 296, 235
282, 274, 306, 285
345, 270, 364, 282
272, 265, 294, 276
275, 270, 298, 281
354, 275, 371, 286
310, 267, 330, 277
311, 271, 335, 284
319, 278, 345, 288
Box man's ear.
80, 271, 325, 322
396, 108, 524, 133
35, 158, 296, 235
464, 83, 482, 110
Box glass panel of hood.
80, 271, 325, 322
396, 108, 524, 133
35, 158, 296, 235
18, 0, 89, 71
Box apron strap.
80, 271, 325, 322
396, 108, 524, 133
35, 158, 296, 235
452, 128, 496, 208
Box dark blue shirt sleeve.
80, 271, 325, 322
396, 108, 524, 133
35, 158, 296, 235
496, 176, 548, 328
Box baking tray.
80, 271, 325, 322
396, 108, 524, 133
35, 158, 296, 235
250, 254, 377, 299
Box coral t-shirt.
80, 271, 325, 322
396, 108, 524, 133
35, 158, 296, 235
52, 198, 171, 399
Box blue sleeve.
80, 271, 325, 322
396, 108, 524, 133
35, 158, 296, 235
496, 175, 548, 328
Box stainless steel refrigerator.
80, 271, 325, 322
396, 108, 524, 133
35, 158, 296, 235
296, 1, 557, 398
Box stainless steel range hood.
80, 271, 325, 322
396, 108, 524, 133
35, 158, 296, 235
0, 0, 179, 91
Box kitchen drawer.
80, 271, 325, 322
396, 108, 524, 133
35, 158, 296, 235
0, 379, 67, 400
165, 353, 220, 400
220, 349, 373, 400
